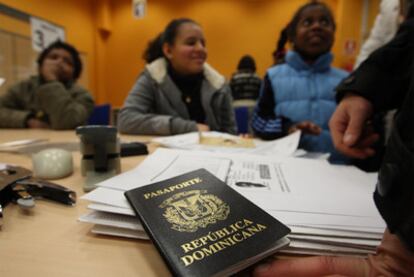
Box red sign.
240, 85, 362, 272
344, 39, 357, 56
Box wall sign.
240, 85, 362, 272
344, 39, 357, 56
133, 0, 147, 19
30, 16, 65, 52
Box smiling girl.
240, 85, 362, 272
252, 1, 349, 163
118, 18, 236, 135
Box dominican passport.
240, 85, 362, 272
125, 168, 290, 277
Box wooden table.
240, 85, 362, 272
0, 129, 171, 277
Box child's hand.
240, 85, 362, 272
239, 133, 252, 138
197, 124, 210, 132
288, 121, 321, 135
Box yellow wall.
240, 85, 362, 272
1, 0, 370, 107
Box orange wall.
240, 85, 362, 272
1, 0, 370, 107
0, 0, 97, 98
104, 0, 345, 107
332, 0, 364, 71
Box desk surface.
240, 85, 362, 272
0, 129, 171, 277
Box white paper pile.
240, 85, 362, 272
79, 147, 385, 257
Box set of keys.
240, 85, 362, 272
0, 166, 76, 227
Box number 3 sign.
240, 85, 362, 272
30, 17, 65, 52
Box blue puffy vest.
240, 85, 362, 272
267, 51, 348, 161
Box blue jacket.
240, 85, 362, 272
252, 51, 348, 162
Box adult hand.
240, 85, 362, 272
253, 229, 414, 277
329, 94, 379, 159
288, 121, 321, 135
197, 124, 210, 132
27, 118, 50, 129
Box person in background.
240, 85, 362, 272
356, 0, 412, 151
0, 40, 94, 129
118, 18, 236, 136
253, 5, 414, 276
229, 55, 262, 102
252, 1, 349, 163
354, 0, 400, 69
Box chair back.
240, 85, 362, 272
234, 106, 249, 134
87, 104, 111, 125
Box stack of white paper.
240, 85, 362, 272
80, 148, 385, 257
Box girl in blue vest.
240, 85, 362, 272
252, 1, 349, 163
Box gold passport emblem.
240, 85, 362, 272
160, 190, 230, 232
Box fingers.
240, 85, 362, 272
197, 124, 210, 132
253, 256, 370, 277
310, 124, 322, 135
342, 111, 369, 147
334, 132, 379, 159
291, 121, 321, 135
329, 95, 376, 158
330, 110, 379, 159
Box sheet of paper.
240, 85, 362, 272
288, 234, 379, 249
96, 148, 231, 191
81, 187, 129, 208
290, 226, 383, 239
84, 148, 380, 219
91, 225, 148, 240
79, 211, 143, 230
284, 240, 377, 255
80, 147, 384, 256
268, 210, 385, 230
151, 131, 301, 156
88, 203, 135, 216
248, 131, 301, 156
232, 157, 380, 218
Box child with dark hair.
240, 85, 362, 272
252, 1, 349, 163
118, 18, 236, 135
254, 12, 414, 277
0, 40, 94, 129
272, 26, 289, 65
230, 55, 262, 101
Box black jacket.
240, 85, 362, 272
336, 19, 414, 251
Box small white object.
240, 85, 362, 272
17, 198, 35, 209
132, 0, 146, 18
32, 148, 73, 179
